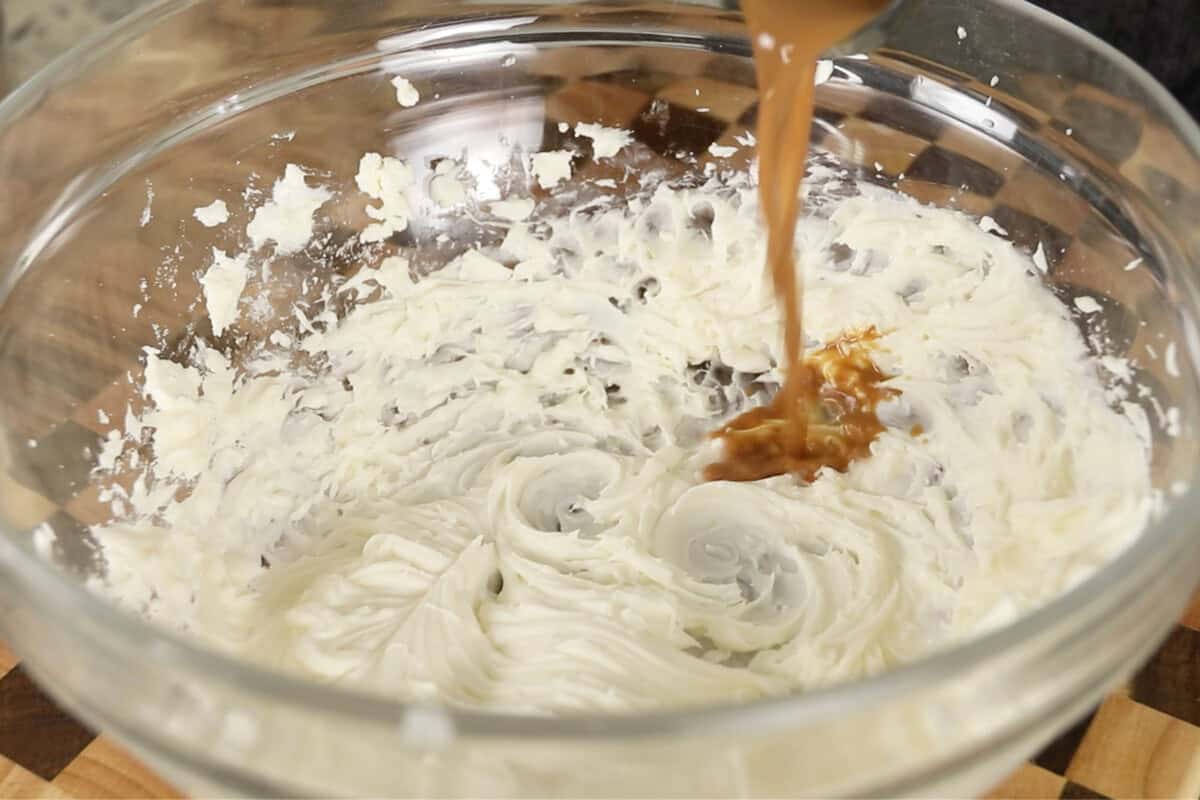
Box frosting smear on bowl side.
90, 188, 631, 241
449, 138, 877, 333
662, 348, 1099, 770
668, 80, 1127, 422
86, 147, 1154, 711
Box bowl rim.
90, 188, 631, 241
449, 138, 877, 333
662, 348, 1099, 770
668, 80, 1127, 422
1, 0, 1199, 745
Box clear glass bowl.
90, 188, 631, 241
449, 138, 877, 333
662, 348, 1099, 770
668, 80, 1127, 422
0, 0, 1198, 796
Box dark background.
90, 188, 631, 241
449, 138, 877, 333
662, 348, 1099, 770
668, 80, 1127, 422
1034, 0, 1200, 118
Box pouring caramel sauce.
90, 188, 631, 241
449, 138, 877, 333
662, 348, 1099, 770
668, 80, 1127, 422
706, 0, 896, 483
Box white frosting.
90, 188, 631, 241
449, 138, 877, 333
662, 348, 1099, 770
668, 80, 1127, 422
1032, 243, 1049, 273
194, 199, 230, 227
530, 150, 574, 189
978, 215, 1005, 235
246, 164, 331, 255
199, 248, 250, 336
139, 181, 154, 227
92, 161, 1153, 713
574, 123, 633, 159
489, 198, 534, 222
391, 76, 420, 108
355, 154, 413, 243
429, 160, 467, 208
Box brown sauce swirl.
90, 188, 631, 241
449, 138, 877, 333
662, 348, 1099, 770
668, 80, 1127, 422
705, 328, 898, 482
708, 0, 895, 483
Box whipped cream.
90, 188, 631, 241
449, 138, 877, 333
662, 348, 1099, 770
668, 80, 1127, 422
91, 151, 1154, 712
246, 164, 331, 255
429, 159, 467, 208
529, 150, 574, 189
574, 123, 633, 159
356, 154, 414, 243
199, 249, 250, 336
194, 199, 230, 228
391, 76, 420, 108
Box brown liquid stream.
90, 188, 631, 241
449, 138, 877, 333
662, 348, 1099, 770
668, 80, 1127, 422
706, 0, 895, 483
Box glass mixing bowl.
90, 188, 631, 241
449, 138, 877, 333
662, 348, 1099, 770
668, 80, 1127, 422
0, 0, 1198, 796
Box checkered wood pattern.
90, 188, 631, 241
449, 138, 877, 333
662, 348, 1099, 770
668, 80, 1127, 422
986, 596, 1200, 800
0, 643, 181, 798
1, 21, 1198, 799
